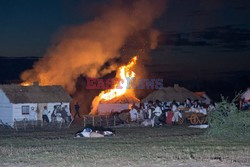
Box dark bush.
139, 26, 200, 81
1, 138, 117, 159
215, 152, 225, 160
207, 96, 250, 139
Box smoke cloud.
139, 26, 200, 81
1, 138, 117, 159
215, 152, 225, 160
21, 0, 166, 94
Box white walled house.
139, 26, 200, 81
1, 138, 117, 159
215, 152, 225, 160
0, 84, 72, 126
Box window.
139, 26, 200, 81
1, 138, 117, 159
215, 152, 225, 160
22, 106, 30, 115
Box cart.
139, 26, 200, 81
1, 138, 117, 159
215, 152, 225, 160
178, 109, 208, 125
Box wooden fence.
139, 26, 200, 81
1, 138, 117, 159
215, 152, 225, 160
12, 115, 125, 131
13, 118, 68, 131
82, 115, 119, 127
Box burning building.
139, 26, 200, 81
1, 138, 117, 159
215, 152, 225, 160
90, 56, 139, 115
98, 94, 140, 115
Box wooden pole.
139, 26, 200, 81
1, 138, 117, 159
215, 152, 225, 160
106, 115, 108, 126
23, 119, 26, 130
83, 116, 86, 127
67, 119, 74, 128
14, 119, 18, 131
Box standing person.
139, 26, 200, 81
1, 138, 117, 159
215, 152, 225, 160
29, 107, 37, 121
74, 102, 81, 119
139, 103, 146, 120
65, 105, 71, 123
42, 106, 49, 123
51, 106, 57, 123
147, 101, 155, 119
184, 98, 192, 108
193, 100, 200, 108
60, 107, 67, 122
129, 105, 139, 122
171, 102, 182, 124
152, 102, 162, 127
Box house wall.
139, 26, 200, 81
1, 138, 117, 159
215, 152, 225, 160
0, 90, 13, 125
13, 103, 38, 121
13, 102, 70, 123
98, 103, 139, 115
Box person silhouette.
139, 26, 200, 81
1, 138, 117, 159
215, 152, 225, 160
74, 102, 81, 119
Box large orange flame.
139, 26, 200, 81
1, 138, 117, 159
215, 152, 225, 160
90, 56, 137, 115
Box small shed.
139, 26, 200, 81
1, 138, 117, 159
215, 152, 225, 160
142, 84, 202, 103
98, 94, 140, 115
0, 84, 72, 126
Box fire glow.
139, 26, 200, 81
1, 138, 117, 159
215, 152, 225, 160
21, 82, 32, 86
90, 56, 138, 115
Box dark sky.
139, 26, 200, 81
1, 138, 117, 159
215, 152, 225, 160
151, 0, 250, 75
0, 0, 250, 86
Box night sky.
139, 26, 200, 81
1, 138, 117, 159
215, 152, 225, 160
0, 0, 250, 100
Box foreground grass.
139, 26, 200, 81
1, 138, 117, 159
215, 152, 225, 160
0, 126, 250, 167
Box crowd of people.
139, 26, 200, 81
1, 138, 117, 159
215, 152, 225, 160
42, 103, 71, 124
129, 99, 215, 127
42, 102, 82, 124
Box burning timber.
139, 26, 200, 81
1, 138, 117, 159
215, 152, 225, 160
90, 56, 139, 115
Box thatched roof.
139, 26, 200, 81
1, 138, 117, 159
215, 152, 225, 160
100, 94, 140, 104
142, 84, 202, 102
0, 84, 72, 103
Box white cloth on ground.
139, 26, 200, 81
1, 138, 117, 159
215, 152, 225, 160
80, 128, 93, 137
189, 124, 209, 129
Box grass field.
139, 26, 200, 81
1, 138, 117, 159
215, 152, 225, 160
0, 125, 250, 167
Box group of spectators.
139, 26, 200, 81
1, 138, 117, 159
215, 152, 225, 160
42, 103, 71, 123
42, 102, 82, 124
129, 99, 215, 127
